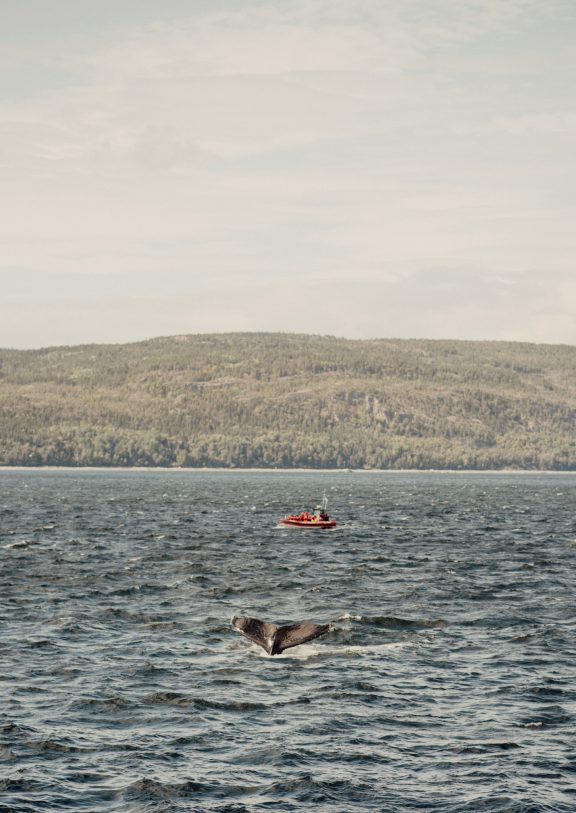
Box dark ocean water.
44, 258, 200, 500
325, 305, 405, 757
1, 470, 575, 813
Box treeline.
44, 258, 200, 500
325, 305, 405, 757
1, 333, 575, 469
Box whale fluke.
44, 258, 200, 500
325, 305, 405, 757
232, 616, 331, 655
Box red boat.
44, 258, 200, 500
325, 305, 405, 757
279, 493, 337, 528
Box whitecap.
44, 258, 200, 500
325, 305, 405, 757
249, 640, 408, 662
334, 612, 363, 622
3, 540, 30, 549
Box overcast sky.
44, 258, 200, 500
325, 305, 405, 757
2, 0, 575, 348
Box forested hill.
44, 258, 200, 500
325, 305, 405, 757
1, 333, 575, 470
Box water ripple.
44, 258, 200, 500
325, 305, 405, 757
1, 470, 575, 812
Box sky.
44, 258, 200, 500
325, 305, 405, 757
2, 0, 576, 349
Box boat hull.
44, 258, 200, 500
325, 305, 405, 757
280, 518, 337, 528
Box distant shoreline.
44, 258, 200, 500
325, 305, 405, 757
0, 466, 575, 475
3, 335, 575, 472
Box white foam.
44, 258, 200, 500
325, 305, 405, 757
334, 612, 363, 622
250, 640, 407, 661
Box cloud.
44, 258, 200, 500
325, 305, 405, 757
2, 264, 574, 348
1, 0, 575, 346
2, 0, 566, 173
457, 112, 576, 136
85, 0, 552, 80
87, 4, 408, 80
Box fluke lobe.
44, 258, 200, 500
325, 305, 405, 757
232, 616, 331, 655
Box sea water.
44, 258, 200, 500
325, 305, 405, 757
1, 470, 575, 812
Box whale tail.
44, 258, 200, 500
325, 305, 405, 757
232, 616, 331, 655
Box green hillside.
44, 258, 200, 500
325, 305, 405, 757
1, 333, 575, 469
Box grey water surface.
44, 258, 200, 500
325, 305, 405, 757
1, 470, 575, 812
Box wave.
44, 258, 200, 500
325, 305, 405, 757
143, 692, 271, 712
249, 640, 409, 661
439, 796, 574, 813
328, 612, 447, 631
517, 704, 573, 729
101, 607, 181, 628
453, 741, 522, 754
1, 722, 37, 737
143, 691, 194, 707
26, 638, 59, 649
71, 694, 133, 711
25, 738, 79, 754
360, 614, 447, 630
260, 774, 376, 805
334, 612, 363, 622
3, 540, 36, 550
116, 777, 210, 800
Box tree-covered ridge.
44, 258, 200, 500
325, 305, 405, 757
1, 333, 575, 469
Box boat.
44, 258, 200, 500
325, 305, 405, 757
279, 492, 337, 528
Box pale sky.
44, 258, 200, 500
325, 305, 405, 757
2, 0, 575, 348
